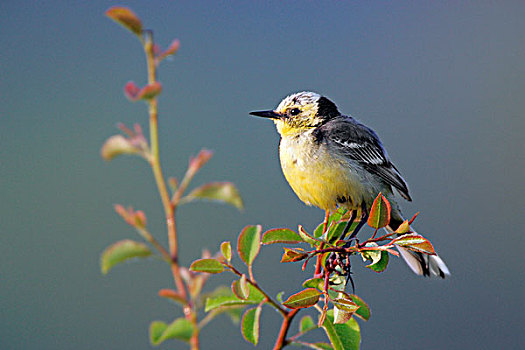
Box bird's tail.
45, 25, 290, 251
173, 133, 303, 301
387, 217, 450, 278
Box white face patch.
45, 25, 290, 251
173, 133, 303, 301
276, 91, 321, 114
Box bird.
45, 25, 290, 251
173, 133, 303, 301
250, 91, 450, 278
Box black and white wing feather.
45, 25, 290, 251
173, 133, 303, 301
317, 116, 412, 201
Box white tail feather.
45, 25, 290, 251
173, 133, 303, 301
386, 226, 450, 278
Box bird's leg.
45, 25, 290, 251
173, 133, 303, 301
338, 209, 357, 241
344, 254, 355, 294
346, 202, 369, 242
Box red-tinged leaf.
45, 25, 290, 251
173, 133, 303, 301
408, 212, 420, 225
189, 258, 224, 274
188, 149, 214, 172
156, 39, 180, 63
105, 6, 142, 36
282, 288, 321, 309
158, 289, 186, 305
241, 306, 262, 345
332, 297, 359, 314
101, 135, 140, 161
183, 182, 243, 210
350, 294, 370, 321
332, 297, 360, 324
367, 193, 391, 229
137, 82, 162, 100
237, 225, 261, 266
114, 204, 128, 221
232, 275, 250, 300
395, 220, 411, 234
281, 248, 308, 263
100, 239, 151, 274
298, 225, 323, 246
124, 81, 140, 101
133, 210, 146, 228
221, 241, 232, 262
164, 39, 180, 56
262, 228, 303, 245
391, 234, 436, 255
113, 205, 147, 227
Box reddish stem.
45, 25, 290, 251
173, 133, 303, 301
315, 210, 330, 275
273, 309, 299, 350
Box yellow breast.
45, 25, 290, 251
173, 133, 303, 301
279, 132, 365, 211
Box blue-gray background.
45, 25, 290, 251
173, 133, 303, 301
1, 1, 523, 349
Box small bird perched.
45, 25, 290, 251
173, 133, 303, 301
250, 91, 449, 278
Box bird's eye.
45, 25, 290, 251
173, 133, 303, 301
289, 108, 300, 116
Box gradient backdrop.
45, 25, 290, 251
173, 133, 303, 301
1, 1, 524, 349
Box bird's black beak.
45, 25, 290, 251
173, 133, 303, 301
249, 110, 281, 119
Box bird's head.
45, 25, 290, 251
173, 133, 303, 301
250, 91, 340, 136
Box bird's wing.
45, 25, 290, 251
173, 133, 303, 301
318, 117, 412, 201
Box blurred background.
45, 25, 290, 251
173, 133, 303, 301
1, 1, 524, 349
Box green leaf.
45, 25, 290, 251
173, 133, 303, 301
300, 315, 317, 333
350, 294, 370, 321
262, 228, 303, 245
237, 225, 261, 266
105, 6, 142, 36
100, 239, 151, 274
322, 310, 361, 350
282, 288, 321, 309
183, 182, 243, 210
101, 135, 140, 161
276, 291, 285, 303
320, 313, 344, 350
302, 278, 324, 291
281, 248, 308, 263
326, 221, 354, 244
361, 243, 390, 273
391, 233, 436, 255
241, 306, 262, 345
149, 321, 166, 346
232, 275, 250, 300
189, 258, 224, 274
205, 284, 264, 312
314, 209, 348, 238
221, 241, 232, 262
149, 318, 194, 346
367, 193, 391, 229
298, 225, 323, 246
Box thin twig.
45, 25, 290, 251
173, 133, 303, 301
143, 31, 198, 349
226, 264, 287, 317
315, 210, 330, 275
135, 226, 171, 261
